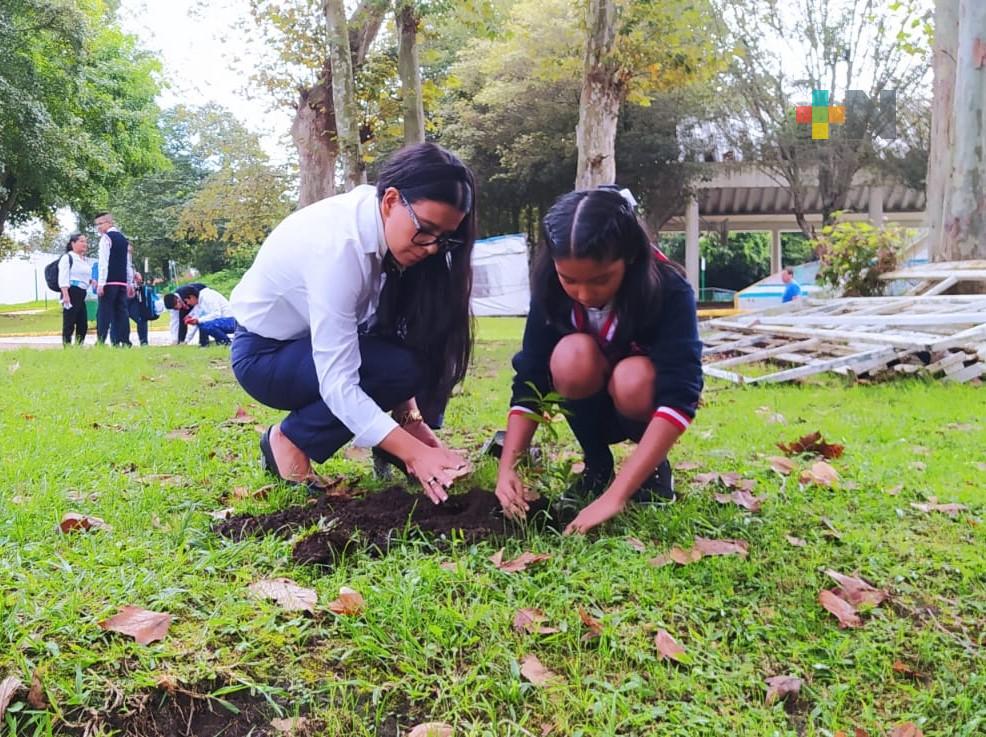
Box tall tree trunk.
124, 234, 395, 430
937, 0, 986, 261
324, 0, 365, 191
575, 0, 623, 188
928, 0, 959, 258
291, 79, 338, 207
397, 2, 425, 145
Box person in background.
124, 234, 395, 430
781, 266, 802, 303
127, 271, 150, 346
94, 212, 134, 346
164, 284, 236, 346
58, 233, 93, 345
162, 283, 206, 344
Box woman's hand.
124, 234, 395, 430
404, 419, 442, 448
406, 445, 471, 504
495, 468, 529, 520
563, 492, 626, 536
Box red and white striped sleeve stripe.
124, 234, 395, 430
653, 406, 692, 432
508, 406, 539, 420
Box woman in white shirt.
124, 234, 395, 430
231, 143, 475, 503
58, 233, 93, 345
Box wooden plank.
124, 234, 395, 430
944, 363, 984, 383
904, 279, 933, 296
702, 366, 747, 383
708, 338, 820, 368
709, 321, 933, 349
758, 313, 986, 327
744, 347, 899, 384
918, 275, 959, 296
923, 351, 970, 373
879, 269, 986, 281
930, 324, 986, 352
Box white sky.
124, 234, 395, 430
118, 0, 295, 163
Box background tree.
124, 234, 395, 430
0, 0, 165, 236
325, 0, 367, 189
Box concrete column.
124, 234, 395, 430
685, 197, 700, 294
868, 185, 885, 226
770, 228, 782, 274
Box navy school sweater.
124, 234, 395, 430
509, 262, 704, 432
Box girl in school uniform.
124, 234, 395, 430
495, 186, 703, 534
58, 233, 94, 345
230, 143, 475, 503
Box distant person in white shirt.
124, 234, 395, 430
163, 285, 236, 346
57, 232, 94, 345
231, 143, 475, 503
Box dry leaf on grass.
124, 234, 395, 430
230, 485, 273, 501
165, 427, 197, 441
540, 722, 556, 737
818, 590, 862, 628
778, 431, 844, 459
439, 561, 458, 572
800, 461, 840, 487
248, 578, 317, 613
765, 675, 802, 705
520, 654, 560, 686
714, 490, 766, 512
648, 554, 672, 567
756, 406, 786, 424
228, 406, 256, 424
99, 605, 172, 645
693, 472, 755, 490
59, 513, 111, 533
490, 549, 551, 573
327, 587, 365, 616
824, 570, 889, 607
768, 456, 796, 475
886, 484, 903, 496
910, 461, 927, 472
694, 537, 749, 558
513, 608, 558, 635
407, 723, 453, 737
577, 607, 603, 639
670, 546, 703, 565
892, 660, 923, 680
271, 717, 311, 733
910, 502, 967, 517
654, 630, 686, 662
209, 507, 236, 521
785, 536, 807, 548
888, 724, 923, 737
0, 676, 23, 721
676, 461, 701, 471
625, 536, 647, 552
27, 671, 47, 709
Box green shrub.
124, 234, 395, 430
814, 221, 913, 297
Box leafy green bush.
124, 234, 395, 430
814, 221, 913, 297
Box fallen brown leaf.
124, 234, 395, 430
756, 406, 786, 424
209, 507, 236, 521
513, 608, 558, 635
540, 722, 556, 737
99, 605, 172, 644
778, 431, 844, 459
271, 717, 311, 734
888, 724, 923, 737
407, 724, 453, 737
520, 654, 560, 686
228, 406, 256, 424
714, 490, 766, 512
800, 461, 840, 487
676, 461, 701, 471
785, 535, 807, 548
910, 461, 927, 472
892, 660, 922, 680
886, 484, 903, 496
669, 546, 703, 565
910, 502, 967, 517
768, 456, 796, 475
165, 427, 197, 441
0, 676, 23, 721
577, 607, 603, 639
59, 513, 111, 533
693, 537, 749, 558
818, 590, 862, 628
820, 516, 843, 539
327, 587, 365, 616
27, 671, 47, 709
765, 674, 802, 705
654, 629, 686, 662
230, 484, 273, 501
648, 553, 672, 567
490, 549, 551, 574
439, 561, 457, 572
625, 536, 647, 552
248, 578, 317, 613
824, 570, 889, 607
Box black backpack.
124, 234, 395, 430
44, 253, 72, 293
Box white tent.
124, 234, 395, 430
0, 251, 57, 305
470, 233, 530, 316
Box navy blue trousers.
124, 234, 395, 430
127, 298, 148, 345
231, 329, 447, 463
198, 317, 237, 346
97, 285, 131, 346
563, 392, 647, 475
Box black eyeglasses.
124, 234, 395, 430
399, 193, 465, 255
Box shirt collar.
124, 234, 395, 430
373, 196, 388, 258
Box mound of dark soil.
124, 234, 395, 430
214, 486, 563, 566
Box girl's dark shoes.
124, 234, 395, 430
631, 460, 676, 504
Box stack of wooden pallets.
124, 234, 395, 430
702, 294, 986, 384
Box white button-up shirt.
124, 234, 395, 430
189, 287, 234, 323
231, 185, 397, 448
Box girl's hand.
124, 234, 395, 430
495, 469, 529, 519
405, 419, 442, 448
563, 493, 626, 535
406, 446, 471, 504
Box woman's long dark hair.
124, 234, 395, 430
66, 232, 84, 252
373, 142, 476, 398
533, 187, 681, 345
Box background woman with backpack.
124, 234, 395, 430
57, 233, 94, 345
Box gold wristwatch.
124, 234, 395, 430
393, 408, 424, 426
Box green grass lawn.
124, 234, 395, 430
0, 319, 983, 736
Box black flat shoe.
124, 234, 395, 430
632, 460, 676, 504
260, 425, 321, 491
